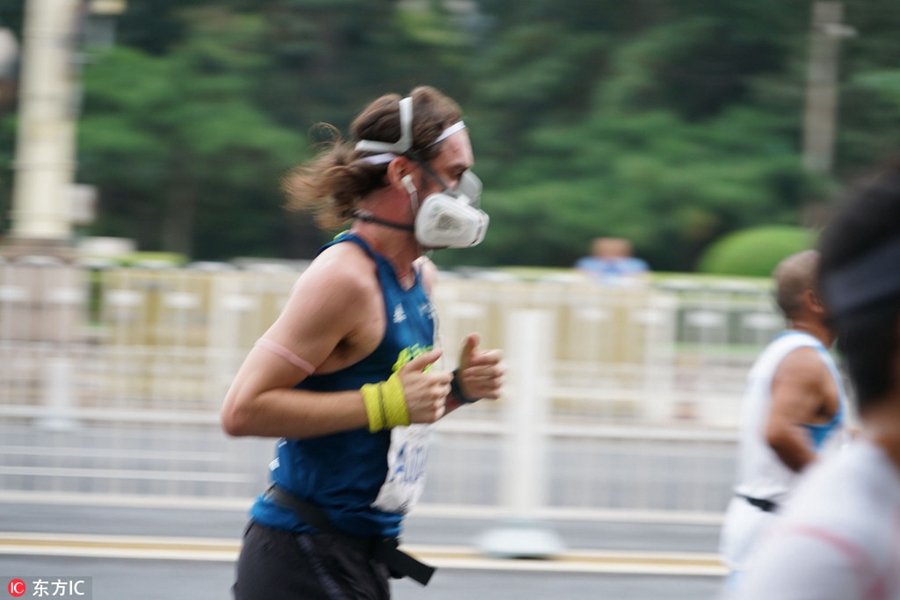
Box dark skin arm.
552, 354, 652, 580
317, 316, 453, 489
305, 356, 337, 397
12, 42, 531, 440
765, 346, 840, 472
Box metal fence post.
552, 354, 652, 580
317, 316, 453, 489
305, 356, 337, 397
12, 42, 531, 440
39, 355, 76, 430
476, 309, 565, 558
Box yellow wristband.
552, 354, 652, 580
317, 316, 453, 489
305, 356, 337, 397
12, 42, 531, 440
361, 383, 385, 432
361, 372, 410, 432
381, 372, 410, 429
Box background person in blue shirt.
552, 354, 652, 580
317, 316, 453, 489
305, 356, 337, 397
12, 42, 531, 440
575, 237, 650, 286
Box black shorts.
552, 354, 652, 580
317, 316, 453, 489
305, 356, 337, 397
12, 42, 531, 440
233, 521, 391, 600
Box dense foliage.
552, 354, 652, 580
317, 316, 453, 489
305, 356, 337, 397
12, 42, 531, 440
0, 0, 897, 270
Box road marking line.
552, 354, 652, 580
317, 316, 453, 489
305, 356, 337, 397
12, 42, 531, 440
0, 533, 727, 576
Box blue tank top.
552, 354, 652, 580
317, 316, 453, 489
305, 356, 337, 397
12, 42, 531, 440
803, 343, 846, 451
249, 233, 435, 538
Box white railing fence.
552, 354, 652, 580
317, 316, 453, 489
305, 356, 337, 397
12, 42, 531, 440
0, 259, 783, 519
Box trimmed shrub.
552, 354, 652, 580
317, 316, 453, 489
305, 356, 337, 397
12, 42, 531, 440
697, 226, 815, 277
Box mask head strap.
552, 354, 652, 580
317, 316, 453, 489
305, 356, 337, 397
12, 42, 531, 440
822, 234, 900, 318
427, 120, 466, 148
358, 153, 398, 166
355, 95, 467, 163
355, 96, 414, 155
352, 209, 415, 233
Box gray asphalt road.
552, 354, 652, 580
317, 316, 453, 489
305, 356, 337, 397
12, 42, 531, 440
0, 420, 732, 599
1, 502, 726, 600
1, 503, 721, 553
1, 555, 724, 600
394, 570, 724, 600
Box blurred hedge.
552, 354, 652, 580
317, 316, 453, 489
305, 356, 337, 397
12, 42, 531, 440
697, 225, 815, 277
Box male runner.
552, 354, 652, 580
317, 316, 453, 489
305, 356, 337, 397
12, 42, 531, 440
221, 86, 504, 599
736, 163, 900, 599
719, 250, 847, 586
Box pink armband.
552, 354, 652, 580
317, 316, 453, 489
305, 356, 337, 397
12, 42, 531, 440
255, 339, 316, 374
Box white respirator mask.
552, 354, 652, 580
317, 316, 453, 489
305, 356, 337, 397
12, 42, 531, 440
355, 96, 489, 249
406, 170, 489, 249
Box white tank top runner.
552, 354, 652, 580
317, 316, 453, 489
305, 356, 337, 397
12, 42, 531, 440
734, 331, 847, 503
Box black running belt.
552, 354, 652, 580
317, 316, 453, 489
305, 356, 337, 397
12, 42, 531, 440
264, 485, 436, 586
737, 494, 779, 513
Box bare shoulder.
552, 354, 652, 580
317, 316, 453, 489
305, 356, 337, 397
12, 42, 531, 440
778, 346, 829, 375
256, 239, 387, 375
773, 345, 832, 392
274, 241, 381, 333
299, 241, 380, 299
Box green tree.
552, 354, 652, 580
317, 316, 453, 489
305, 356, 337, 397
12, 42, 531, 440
249, 0, 474, 132
439, 0, 899, 271
78, 8, 311, 259
4, 0, 897, 268
441, 2, 820, 271
837, 0, 900, 173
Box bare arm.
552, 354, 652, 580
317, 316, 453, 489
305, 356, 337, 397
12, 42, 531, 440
765, 347, 838, 472
220, 247, 375, 438
221, 246, 449, 439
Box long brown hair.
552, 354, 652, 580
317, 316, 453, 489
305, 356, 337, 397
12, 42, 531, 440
283, 86, 463, 229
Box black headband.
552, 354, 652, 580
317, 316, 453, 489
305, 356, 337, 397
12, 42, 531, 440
822, 234, 900, 317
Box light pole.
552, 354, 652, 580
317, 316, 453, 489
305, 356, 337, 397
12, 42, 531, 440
802, 1, 856, 175
4, 0, 125, 260
6, 0, 82, 258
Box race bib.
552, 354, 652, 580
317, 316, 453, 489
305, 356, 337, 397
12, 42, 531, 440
372, 424, 433, 514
